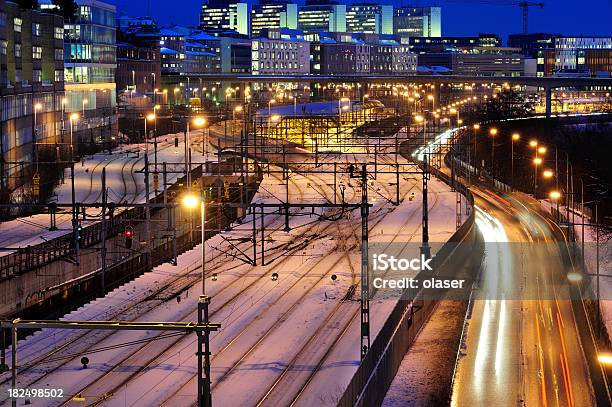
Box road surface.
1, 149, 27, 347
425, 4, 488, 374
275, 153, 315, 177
452, 186, 595, 406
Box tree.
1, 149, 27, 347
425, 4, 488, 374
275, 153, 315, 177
479, 89, 534, 122
51, 0, 79, 21
15, 0, 39, 9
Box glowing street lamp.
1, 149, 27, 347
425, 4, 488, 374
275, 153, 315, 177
181, 193, 208, 295
549, 190, 561, 200
489, 128, 498, 170
268, 98, 276, 117
69, 113, 79, 161
192, 117, 207, 156
543, 170, 554, 178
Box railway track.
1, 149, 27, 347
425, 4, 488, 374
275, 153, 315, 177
45, 169, 356, 405
0, 170, 306, 398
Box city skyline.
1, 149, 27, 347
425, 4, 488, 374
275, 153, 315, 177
114, 0, 612, 40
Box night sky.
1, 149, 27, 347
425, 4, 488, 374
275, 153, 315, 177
113, 0, 612, 42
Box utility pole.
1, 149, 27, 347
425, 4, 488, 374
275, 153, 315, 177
144, 154, 152, 270
3, 318, 219, 407
350, 164, 370, 359
100, 168, 108, 296
422, 154, 431, 259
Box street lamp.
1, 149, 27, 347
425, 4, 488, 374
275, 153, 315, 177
193, 117, 207, 156
489, 128, 498, 172
182, 193, 207, 294
549, 190, 561, 200
427, 94, 434, 111
268, 98, 276, 117
471, 124, 480, 168
69, 113, 79, 161
144, 113, 156, 150
543, 170, 554, 179
511, 133, 520, 188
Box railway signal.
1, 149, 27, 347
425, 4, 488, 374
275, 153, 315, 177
125, 226, 134, 249
75, 223, 83, 242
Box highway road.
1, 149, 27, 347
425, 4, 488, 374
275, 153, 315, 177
452, 186, 596, 406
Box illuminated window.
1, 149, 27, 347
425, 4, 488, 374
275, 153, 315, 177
13, 18, 22, 32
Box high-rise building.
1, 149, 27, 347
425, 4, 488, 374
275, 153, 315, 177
251, 1, 298, 38
346, 3, 393, 35
199, 0, 250, 36
394, 6, 441, 37
252, 28, 309, 75
298, 0, 346, 33
0, 2, 65, 195
40, 0, 118, 147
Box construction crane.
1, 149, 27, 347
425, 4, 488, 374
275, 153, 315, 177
516, 2, 544, 34
446, 0, 544, 34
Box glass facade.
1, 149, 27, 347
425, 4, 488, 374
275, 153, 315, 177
64, 3, 116, 85
63, 1, 117, 116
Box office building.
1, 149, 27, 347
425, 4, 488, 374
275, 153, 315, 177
359, 34, 416, 74
298, 0, 346, 33
308, 32, 370, 75
251, 1, 298, 38
555, 36, 612, 73
252, 28, 309, 75
41, 0, 118, 147
188, 31, 251, 74
418, 47, 524, 76
116, 42, 160, 94
199, 0, 249, 36
408, 34, 501, 53
394, 6, 441, 37
346, 3, 393, 35
508, 33, 559, 58
1, 2, 65, 195
184, 40, 218, 74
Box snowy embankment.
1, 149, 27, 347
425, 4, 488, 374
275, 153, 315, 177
0, 132, 209, 255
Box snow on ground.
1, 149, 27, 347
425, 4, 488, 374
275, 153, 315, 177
382, 300, 468, 407
0, 131, 213, 254
0, 130, 464, 407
